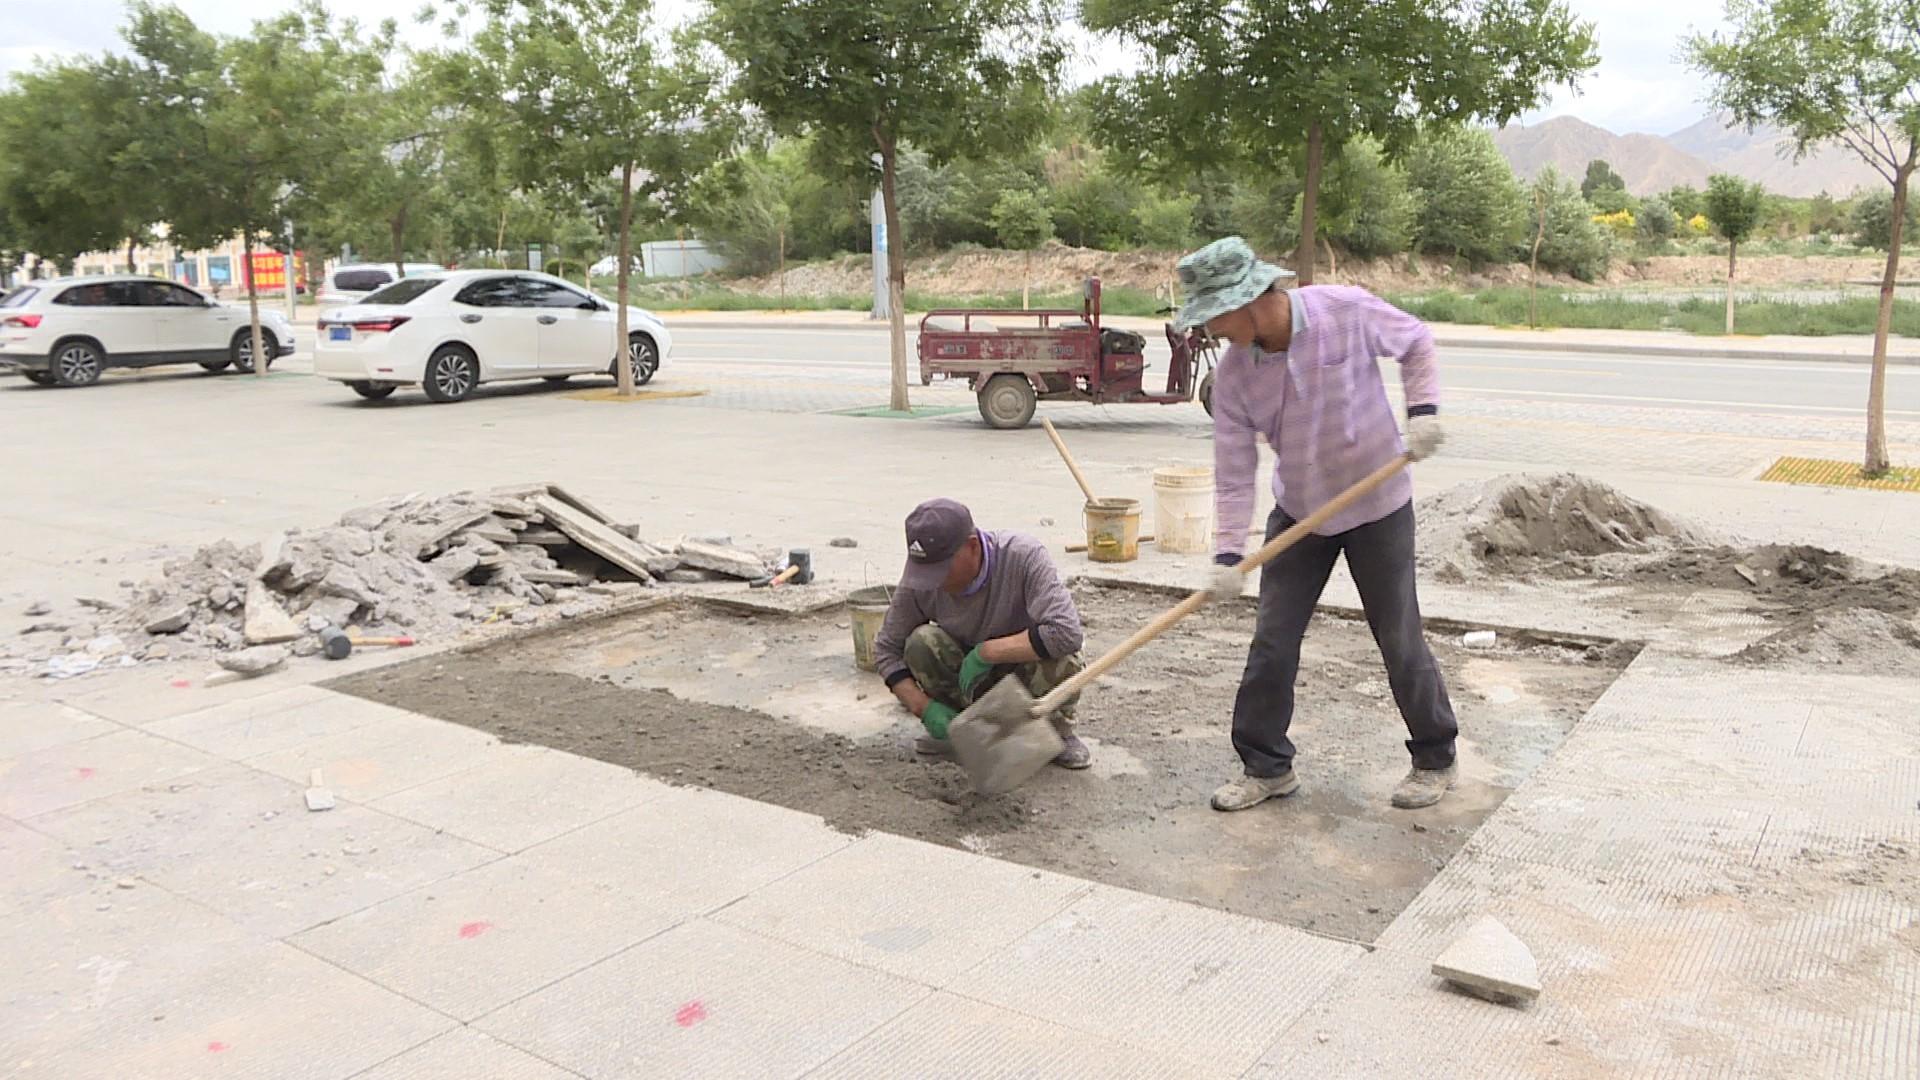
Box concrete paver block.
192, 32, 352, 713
1431, 915, 1542, 1005
141, 686, 394, 760
809, 992, 1219, 1079
1460, 781, 1770, 888
476, 918, 923, 1078
30, 763, 496, 937
714, 831, 1093, 984
947, 886, 1362, 1074
371, 743, 673, 853
0, 700, 121, 758
0, 727, 218, 820
247, 708, 506, 801
293, 853, 683, 1021
352, 1028, 577, 1080
58, 666, 310, 727
514, 786, 854, 917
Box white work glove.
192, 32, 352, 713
1404, 414, 1445, 461
1203, 561, 1246, 603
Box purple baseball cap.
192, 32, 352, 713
900, 498, 974, 590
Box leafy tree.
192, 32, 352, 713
1533, 167, 1610, 281
1703, 173, 1767, 333
1663, 185, 1706, 222
1807, 191, 1844, 234
689, 145, 796, 275
1086, 0, 1596, 284
307, 63, 451, 280
1312, 139, 1414, 260
1405, 126, 1527, 263
1850, 191, 1919, 251
1051, 170, 1138, 250
1591, 209, 1636, 241
1689, 0, 1920, 472
705, 0, 1064, 411
988, 189, 1054, 308
1133, 191, 1198, 250
1581, 159, 1626, 200
441, 0, 728, 396
1636, 196, 1679, 241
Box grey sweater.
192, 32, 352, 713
873, 530, 1085, 685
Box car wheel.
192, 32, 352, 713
977, 373, 1037, 429
348, 381, 396, 400
1198, 371, 1215, 417
22, 371, 55, 386
199, 359, 232, 373
50, 341, 105, 387
422, 346, 479, 403
230, 330, 277, 373
611, 333, 658, 386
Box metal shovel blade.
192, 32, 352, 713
948, 677, 1065, 795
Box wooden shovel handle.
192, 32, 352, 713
1032, 455, 1411, 715
1041, 418, 1099, 503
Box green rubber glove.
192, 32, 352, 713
958, 646, 994, 697
922, 701, 957, 740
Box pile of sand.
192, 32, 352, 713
1418, 473, 1714, 580
1736, 607, 1920, 668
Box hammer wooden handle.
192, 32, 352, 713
768, 564, 801, 588
350, 636, 414, 647
1041, 418, 1099, 503
1032, 455, 1411, 715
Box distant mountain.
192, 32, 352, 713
1491, 115, 1882, 199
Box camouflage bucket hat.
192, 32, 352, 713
1174, 236, 1296, 330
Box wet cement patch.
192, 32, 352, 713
329, 584, 1626, 942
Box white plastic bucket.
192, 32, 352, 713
848, 586, 891, 671
1153, 466, 1214, 554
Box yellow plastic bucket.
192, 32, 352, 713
848, 586, 892, 672
1083, 497, 1142, 563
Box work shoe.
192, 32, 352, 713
914, 735, 953, 757
1052, 734, 1092, 769
1391, 765, 1457, 809
1210, 770, 1300, 811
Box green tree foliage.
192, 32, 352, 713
1581, 159, 1626, 200
1532, 167, 1610, 281
705, 0, 1064, 411
1688, 0, 1920, 472
1312, 139, 1414, 260
1636, 196, 1679, 241
989, 188, 1054, 308
1405, 126, 1527, 263
1133, 191, 1198, 250
1704, 173, 1767, 332
1086, 0, 1596, 284
1662, 185, 1705, 221
1850, 191, 1920, 251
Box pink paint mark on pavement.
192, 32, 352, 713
206, 1041, 230, 1053
674, 1000, 708, 1027
457, 920, 494, 939
76, 767, 97, 780
170, 679, 192, 689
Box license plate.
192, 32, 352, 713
328, 326, 352, 341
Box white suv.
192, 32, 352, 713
318, 263, 447, 308
0, 276, 296, 387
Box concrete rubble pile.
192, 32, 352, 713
10, 483, 779, 679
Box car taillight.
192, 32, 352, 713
351, 317, 410, 333
3, 314, 42, 329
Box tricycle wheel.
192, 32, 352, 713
978, 374, 1036, 430
1198, 371, 1215, 417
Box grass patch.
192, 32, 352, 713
592, 280, 1167, 319
1387, 287, 1920, 337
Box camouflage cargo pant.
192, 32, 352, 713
905, 624, 1084, 737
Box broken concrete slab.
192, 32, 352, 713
675, 539, 770, 581
217, 644, 290, 677
516, 529, 571, 547
1734, 564, 1759, 587
305, 768, 335, 812
1431, 915, 1540, 1006
530, 495, 656, 584
830, 537, 858, 548
243, 582, 303, 645
583, 581, 644, 597
429, 547, 482, 584
24, 600, 51, 617
520, 568, 588, 586
144, 606, 194, 635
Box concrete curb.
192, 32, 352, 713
660, 317, 1920, 367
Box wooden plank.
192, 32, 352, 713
530, 495, 656, 583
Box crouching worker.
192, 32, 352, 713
872, 497, 1092, 769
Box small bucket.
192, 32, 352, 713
1083, 497, 1142, 563
1152, 466, 1215, 554
848, 585, 892, 672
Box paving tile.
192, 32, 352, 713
0, 815, 95, 918
352, 1028, 579, 1080
515, 786, 855, 917
293, 853, 683, 1021
1459, 781, 1770, 888
143, 686, 397, 760
808, 992, 1222, 1079
371, 744, 673, 854
247, 710, 506, 801
0, 699, 122, 758
947, 886, 1361, 1075
57, 667, 318, 727
0, 727, 219, 819
31, 763, 496, 938
475, 918, 923, 1078
714, 832, 1094, 985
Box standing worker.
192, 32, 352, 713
1175, 236, 1458, 812
872, 497, 1093, 770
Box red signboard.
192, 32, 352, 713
245, 251, 306, 292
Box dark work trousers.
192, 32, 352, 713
1231, 499, 1458, 777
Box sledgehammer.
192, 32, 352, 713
948, 455, 1412, 795
319, 626, 417, 660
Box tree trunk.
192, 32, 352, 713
1294, 122, 1324, 285
1725, 239, 1737, 335
391, 207, 407, 279
880, 138, 909, 412
614, 160, 637, 397
1529, 190, 1546, 329
126, 237, 137, 274
243, 232, 267, 380
1865, 163, 1910, 475
1023, 249, 1031, 311
496, 204, 509, 268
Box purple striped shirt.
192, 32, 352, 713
1212, 285, 1440, 553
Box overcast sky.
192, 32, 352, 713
4, 0, 1729, 138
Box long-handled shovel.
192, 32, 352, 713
949, 454, 1412, 794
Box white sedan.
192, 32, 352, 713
313, 270, 673, 403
